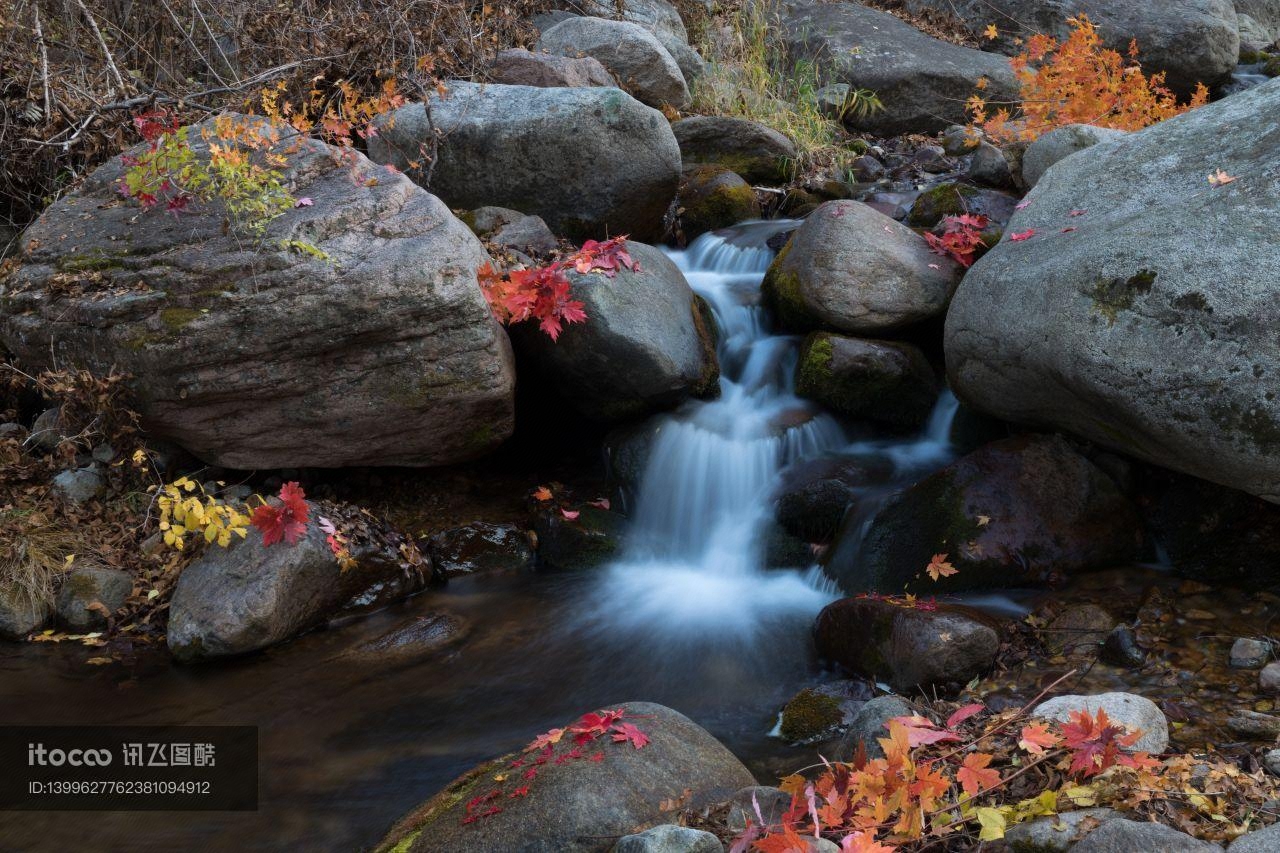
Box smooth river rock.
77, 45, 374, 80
538, 17, 689, 108
946, 79, 1280, 502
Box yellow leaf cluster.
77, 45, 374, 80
156, 477, 249, 551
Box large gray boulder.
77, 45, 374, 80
565, 0, 705, 82
946, 79, 1280, 502
1, 117, 514, 469
511, 242, 718, 422
672, 116, 799, 184
375, 702, 755, 853
369, 83, 680, 242
167, 501, 428, 661
538, 17, 689, 109
778, 1, 1018, 135
1071, 818, 1221, 852
1231, 822, 1280, 852
1021, 124, 1130, 188
902, 0, 1239, 97
1236, 0, 1280, 44
762, 201, 960, 335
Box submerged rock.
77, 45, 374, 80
369, 83, 680, 242
511, 242, 718, 423
671, 116, 798, 184
773, 454, 892, 544
343, 612, 470, 662
55, 566, 132, 631
678, 165, 761, 240
375, 701, 754, 853
946, 79, 1280, 503
167, 501, 429, 661
1043, 604, 1116, 657
826, 434, 1143, 594
538, 17, 689, 109
779, 1, 1017, 135
2, 116, 514, 470
1230, 637, 1273, 668
814, 597, 1000, 694
426, 523, 535, 579
761, 201, 959, 335
1033, 692, 1169, 753
795, 333, 938, 430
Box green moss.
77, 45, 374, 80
760, 240, 813, 331
1087, 269, 1157, 324
906, 182, 980, 227
57, 252, 127, 273
1265, 55, 1280, 77
1209, 402, 1280, 452
690, 296, 721, 397
160, 308, 202, 332
796, 333, 835, 396
779, 688, 843, 743
680, 167, 760, 238
1172, 291, 1212, 313
124, 331, 164, 351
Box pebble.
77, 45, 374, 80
1261, 662, 1280, 695
1231, 637, 1272, 668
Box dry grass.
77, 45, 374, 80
688, 0, 878, 180
0, 508, 86, 618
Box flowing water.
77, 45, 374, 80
0, 223, 969, 852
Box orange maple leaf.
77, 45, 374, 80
925, 553, 958, 582
983, 23, 999, 40
1018, 722, 1061, 755
532, 486, 553, 501
957, 752, 1001, 797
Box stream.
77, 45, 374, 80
0, 223, 974, 852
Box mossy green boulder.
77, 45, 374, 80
906, 181, 1018, 228
796, 332, 938, 430
778, 688, 844, 743
678, 165, 760, 239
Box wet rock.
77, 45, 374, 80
1071, 817, 1222, 852
370, 82, 680, 242
862, 190, 920, 221
376, 701, 754, 853
795, 333, 938, 430
489, 48, 616, 88
827, 434, 1143, 594
726, 786, 791, 834
1033, 693, 1169, 753
911, 145, 950, 173
833, 695, 913, 761
671, 116, 798, 185
900, 0, 1238, 98
1232, 822, 1280, 852
344, 612, 471, 662
1228, 710, 1280, 740
1261, 662, 1280, 695
815, 597, 999, 694
778, 687, 844, 744
1232, 637, 1273, 668
5, 116, 514, 470
906, 181, 1019, 228
605, 417, 666, 498
613, 825, 722, 853
1020, 124, 1129, 188
773, 454, 891, 543
1003, 807, 1117, 852
168, 501, 429, 661
1044, 604, 1115, 657
1102, 626, 1146, 669
967, 142, 1015, 189
946, 82, 1280, 503
55, 566, 132, 631
762, 201, 959, 336
779, 1, 1017, 135
466, 206, 559, 256
761, 522, 814, 570
426, 523, 535, 579
511, 242, 718, 423
538, 17, 689, 109
0, 587, 50, 640
51, 466, 105, 505
678, 165, 761, 240
532, 503, 629, 571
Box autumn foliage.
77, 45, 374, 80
968, 15, 1209, 143
924, 215, 989, 268
478, 236, 639, 341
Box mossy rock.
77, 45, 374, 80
906, 181, 1017, 228
779, 688, 844, 743
531, 504, 629, 571
1265, 55, 1280, 77
678, 165, 761, 240
795, 332, 938, 430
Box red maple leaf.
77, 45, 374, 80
251, 481, 309, 546
1018, 722, 1061, 755
956, 752, 1001, 797
610, 722, 650, 749
1009, 229, 1036, 242
571, 235, 638, 277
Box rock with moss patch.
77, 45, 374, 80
906, 181, 1018, 228
532, 503, 629, 571
55, 566, 132, 631
2, 115, 515, 470
795, 333, 938, 430
374, 701, 754, 853
815, 597, 1000, 694
671, 116, 798, 185
762, 201, 959, 335
510, 242, 718, 423
946, 80, 1280, 503
678, 166, 761, 240
825, 434, 1143, 594
778, 688, 845, 743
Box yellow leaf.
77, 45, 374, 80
984, 23, 999, 40
977, 807, 1006, 840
